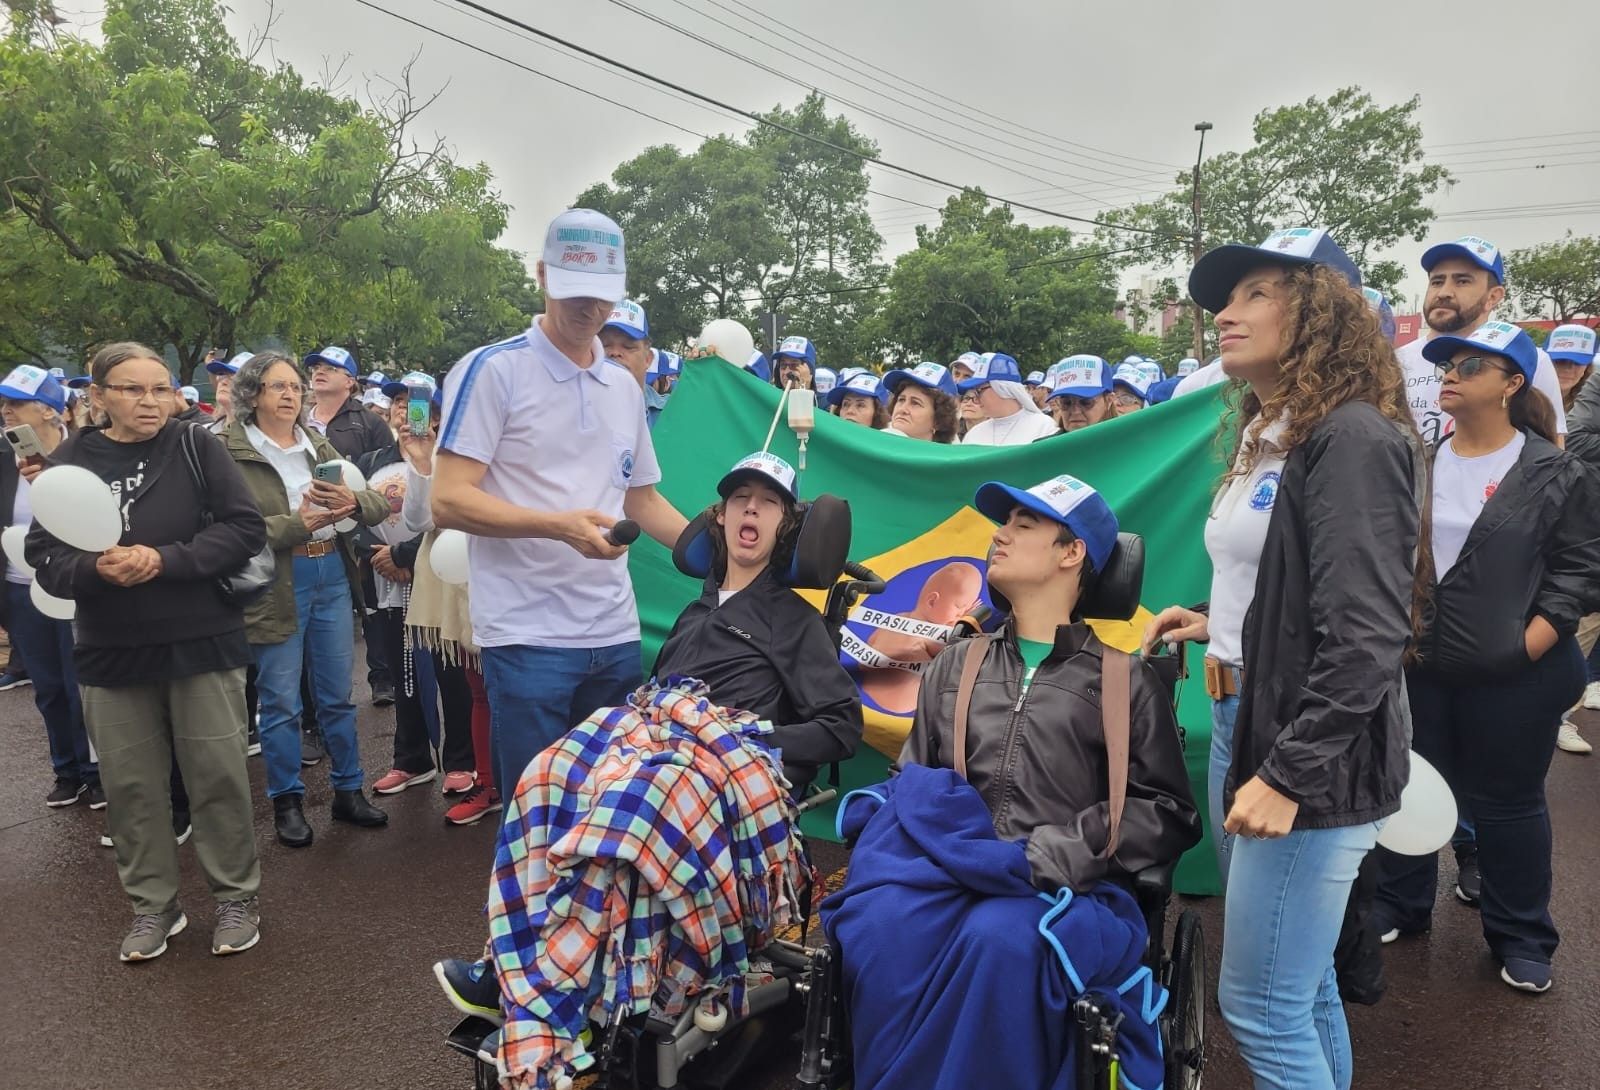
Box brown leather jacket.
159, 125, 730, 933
897, 621, 1201, 893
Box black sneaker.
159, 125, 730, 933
300, 726, 325, 767
1456, 857, 1481, 905
434, 958, 503, 1025
84, 783, 107, 810
371, 681, 396, 707
46, 779, 85, 808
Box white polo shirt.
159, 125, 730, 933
1398, 336, 1566, 448
438, 317, 660, 649
1204, 419, 1289, 669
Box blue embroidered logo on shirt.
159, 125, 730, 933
1248, 471, 1280, 512
619, 450, 635, 481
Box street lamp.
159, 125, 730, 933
1191, 122, 1213, 362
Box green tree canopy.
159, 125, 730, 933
1506, 234, 1600, 322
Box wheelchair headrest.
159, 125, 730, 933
672, 493, 853, 591
986, 532, 1145, 623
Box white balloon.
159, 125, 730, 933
2, 524, 33, 577
333, 460, 368, 534
698, 319, 755, 368
430, 529, 470, 585
30, 578, 74, 620
1376, 751, 1457, 856
31, 465, 122, 552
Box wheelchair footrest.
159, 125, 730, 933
445, 1015, 497, 1060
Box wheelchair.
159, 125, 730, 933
444, 510, 1207, 1090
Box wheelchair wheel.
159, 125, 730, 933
1164, 910, 1206, 1090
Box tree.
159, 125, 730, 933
869, 190, 1153, 368
1099, 87, 1451, 297
1506, 234, 1600, 322
0, 0, 529, 380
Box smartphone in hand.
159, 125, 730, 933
4, 424, 46, 469
313, 461, 345, 486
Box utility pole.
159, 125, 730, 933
1191, 121, 1213, 362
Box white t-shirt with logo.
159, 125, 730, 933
438, 317, 660, 649
1398, 337, 1566, 448
1204, 420, 1289, 668
961, 410, 1059, 446
1430, 431, 1525, 578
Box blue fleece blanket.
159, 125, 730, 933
820, 766, 1166, 1090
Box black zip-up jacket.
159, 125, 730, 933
1233, 402, 1420, 830
1418, 430, 1600, 678
897, 621, 1201, 894
653, 567, 862, 789
24, 422, 267, 650
354, 441, 422, 573
310, 395, 392, 460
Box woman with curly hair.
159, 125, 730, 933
880, 362, 960, 444
1142, 230, 1424, 1090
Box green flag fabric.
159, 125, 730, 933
629, 358, 1229, 895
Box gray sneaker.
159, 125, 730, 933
212, 897, 261, 956
120, 907, 187, 962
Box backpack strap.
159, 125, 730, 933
950, 633, 995, 778
1100, 647, 1132, 860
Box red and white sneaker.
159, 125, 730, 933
372, 767, 438, 795
445, 783, 502, 826
441, 770, 476, 796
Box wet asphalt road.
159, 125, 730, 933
2, 670, 1598, 1090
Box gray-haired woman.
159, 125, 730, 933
223, 353, 390, 848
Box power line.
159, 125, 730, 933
437, 0, 1183, 238
1425, 129, 1600, 151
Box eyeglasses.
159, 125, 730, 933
99, 384, 176, 401
263, 381, 305, 395
1112, 391, 1145, 407
1434, 356, 1506, 379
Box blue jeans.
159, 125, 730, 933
1220, 820, 1382, 1090
252, 555, 364, 798
6, 581, 96, 786
480, 642, 641, 802
1209, 692, 1240, 886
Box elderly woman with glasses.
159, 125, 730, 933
223, 352, 390, 849
25, 342, 268, 962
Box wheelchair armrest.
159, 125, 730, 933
1133, 860, 1177, 907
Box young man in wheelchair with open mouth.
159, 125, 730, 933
821, 473, 1203, 1090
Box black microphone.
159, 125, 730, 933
951, 603, 994, 641
605, 519, 641, 547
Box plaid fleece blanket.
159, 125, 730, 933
486, 679, 808, 1089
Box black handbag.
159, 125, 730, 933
179, 425, 276, 607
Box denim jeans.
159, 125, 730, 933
480, 642, 641, 802
1375, 639, 1583, 964
6, 581, 96, 786
1209, 689, 1240, 886
1220, 820, 1382, 1090
252, 554, 364, 799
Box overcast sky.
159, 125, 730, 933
102, 0, 1600, 312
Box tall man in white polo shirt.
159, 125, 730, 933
432, 209, 688, 800
1397, 235, 1567, 448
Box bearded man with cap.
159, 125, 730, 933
1398, 235, 1566, 448
433, 209, 688, 804
958, 353, 1059, 445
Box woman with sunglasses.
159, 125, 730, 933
1373, 321, 1600, 994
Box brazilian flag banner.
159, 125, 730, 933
630, 358, 1227, 895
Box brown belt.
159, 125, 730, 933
1203, 656, 1241, 700
293, 539, 337, 558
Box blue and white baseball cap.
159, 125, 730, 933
208, 351, 253, 377
1047, 355, 1112, 400
1421, 235, 1504, 284
813, 367, 839, 395
1024, 370, 1047, 387
717, 451, 799, 502
745, 350, 772, 382
47, 367, 65, 380
0, 365, 68, 412
951, 351, 984, 374
1420, 319, 1538, 384
1189, 227, 1362, 314
882, 361, 958, 399
975, 473, 1120, 572
603, 299, 649, 340
957, 351, 1023, 392
827, 370, 887, 408
1176, 357, 1200, 376
179, 385, 199, 403
1546, 324, 1598, 366
838, 366, 869, 384
774, 336, 816, 365
363, 371, 388, 388
382, 370, 437, 399
1111, 362, 1155, 400
646, 349, 683, 382
541, 208, 626, 302
65, 375, 91, 389
304, 345, 357, 376
1362, 287, 1398, 343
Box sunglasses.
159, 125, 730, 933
1434, 355, 1508, 379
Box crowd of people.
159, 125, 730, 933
8, 201, 1599, 1090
